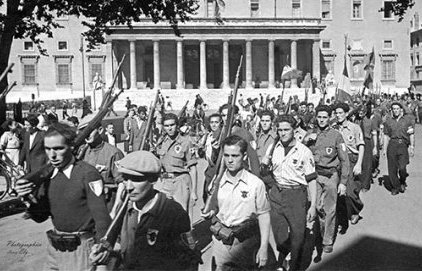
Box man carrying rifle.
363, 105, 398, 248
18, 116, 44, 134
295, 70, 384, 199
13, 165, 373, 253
203, 135, 275, 270
90, 151, 200, 270
15, 122, 111, 270
261, 115, 317, 271
154, 113, 198, 211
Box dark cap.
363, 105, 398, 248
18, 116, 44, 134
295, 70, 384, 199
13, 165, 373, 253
115, 151, 161, 178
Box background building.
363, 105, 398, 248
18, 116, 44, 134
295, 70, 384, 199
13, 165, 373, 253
5, 0, 413, 109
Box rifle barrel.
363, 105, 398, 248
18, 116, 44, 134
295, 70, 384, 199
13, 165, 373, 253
0, 63, 14, 85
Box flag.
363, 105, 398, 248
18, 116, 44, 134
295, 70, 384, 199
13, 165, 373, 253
214, 0, 225, 23
363, 47, 375, 89
337, 55, 353, 103
281, 65, 294, 79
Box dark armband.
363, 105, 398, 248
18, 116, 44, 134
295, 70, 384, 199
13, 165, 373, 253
305, 172, 318, 183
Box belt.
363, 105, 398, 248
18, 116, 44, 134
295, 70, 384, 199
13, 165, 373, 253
391, 138, 406, 144
53, 229, 94, 240
275, 183, 305, 190
161, 172, 187, 179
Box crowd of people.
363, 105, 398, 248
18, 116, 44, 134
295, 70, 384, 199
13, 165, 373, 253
1, 88, 419, 271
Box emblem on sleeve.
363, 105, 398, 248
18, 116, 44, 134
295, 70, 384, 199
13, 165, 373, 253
241, 191, 249, 198
174, 144, 182, 154
348, 135, 354, 142
147, 229, 159, 246
326, 147, 333, 155
88, 180, 103, 197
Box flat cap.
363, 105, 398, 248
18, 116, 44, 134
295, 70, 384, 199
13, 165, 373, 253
115, 151, 161, 177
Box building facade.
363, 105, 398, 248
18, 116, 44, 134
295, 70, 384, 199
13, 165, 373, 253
6, 0, 412, 108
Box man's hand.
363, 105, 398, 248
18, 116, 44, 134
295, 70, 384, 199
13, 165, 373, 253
261, 155, 271, 166
307, 206, 316, 223
353, 164, 362, 175
95, 165, 106, 173
409, 146, 415, 157
14, 179, 35, 197
89, 243, 110, 265
256, 245, 268, 268
200, 210, 215, 219
337, 183, 346, 196
372, 148, 378, 156
211, 140, 220, 150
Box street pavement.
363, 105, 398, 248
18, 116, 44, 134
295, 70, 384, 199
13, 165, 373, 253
1, 126, 422, 271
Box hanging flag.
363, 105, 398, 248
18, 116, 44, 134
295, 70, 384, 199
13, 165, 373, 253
363, 46, 375, 89
337, 55, 353, 103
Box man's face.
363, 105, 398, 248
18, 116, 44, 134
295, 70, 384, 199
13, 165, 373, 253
308, 104, 314, 112
276, 122, 294, 143
138, 111, 146, 120
391, 105, 401, 117
125, 179, 153, 202
51, 107, 56, 113
260, 115, 272, 132
299, 105, 307, 113
24, 120, 32, 132
221, 108, 228, 124
163, 119, 177, 137
316, 111, 330, 129
44, 134, 73, 169
106, 124, 114, 135
223, 144, 245, 173
376, 98, 381, 106
209, 116, 221, 132
334, 108, 347, 123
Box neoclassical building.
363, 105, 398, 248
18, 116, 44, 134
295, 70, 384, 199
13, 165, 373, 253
5, 0, 413, 107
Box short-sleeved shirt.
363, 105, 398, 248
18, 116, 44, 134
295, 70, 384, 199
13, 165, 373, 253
217, 169, 270, 227
383, 115, 415, 145
334, 121, 365, 154
256, 130, 277, 162
156, 134, 197, 173
270, 140, 315, 186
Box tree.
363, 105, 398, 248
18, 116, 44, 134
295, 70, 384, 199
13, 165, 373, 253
379, 0, 415, 22
0, 0, 198, 125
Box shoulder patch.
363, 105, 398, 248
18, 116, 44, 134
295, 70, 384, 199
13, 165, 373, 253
88, 180, 103, 197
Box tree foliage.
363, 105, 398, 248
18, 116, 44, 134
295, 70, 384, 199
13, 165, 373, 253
379, 0, 415, 22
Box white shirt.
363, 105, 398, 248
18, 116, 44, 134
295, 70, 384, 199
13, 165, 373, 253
133, 193, 159, 223
268, 140, 315, 186
106, 133, 116, 146
29, 131, 38, 150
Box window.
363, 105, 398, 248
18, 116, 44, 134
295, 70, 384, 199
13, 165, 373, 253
57, 64, 70, 84
292, 0, 301, 18
251, 0, 259, 17
417, 53, 420, 65
207, 0, 214, 18
23, 41, 34, 51
383, 40, 393, 50
351, 40, 363, 51
411, 54, 414, 66
352, 0, 362, 19
381, 60, 395, 80
23, 64, 36, 85
383, 1, 394, 19
321, 0, 331, 19
54, 55, 73, 86
415, 12, 420, 30
322, 40, 331, 49
351, 57, 365, 79
58, 41, 68, 51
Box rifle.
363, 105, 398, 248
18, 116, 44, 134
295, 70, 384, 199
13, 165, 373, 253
0, 81, 17, 100
202, 55, 243, 214
178, 100, 189, 119
0, 63, 14, 85
98, 89, 160, 250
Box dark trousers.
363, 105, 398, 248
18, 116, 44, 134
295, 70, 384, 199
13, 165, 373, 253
387, 140, 409, 191
361, 138, 374, 190
268, 186, 307, 271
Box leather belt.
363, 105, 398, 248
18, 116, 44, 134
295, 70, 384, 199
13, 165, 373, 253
161, 172, 187, 179
275, 183, 305, 190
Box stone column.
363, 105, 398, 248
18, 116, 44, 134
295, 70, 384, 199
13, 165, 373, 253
290, 39, 298, 88
312, 39, 321, 83
176, 40, 184, 89
105, 40, 114, 89
129, 40, 137, 90
222, 40, 230, 90
153, 40, 160, 89
200, 40, 207, 90
268, 39, 275, 89
245, 39, 253, 89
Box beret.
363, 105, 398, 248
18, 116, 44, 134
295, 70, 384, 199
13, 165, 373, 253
115, 150, 161, 178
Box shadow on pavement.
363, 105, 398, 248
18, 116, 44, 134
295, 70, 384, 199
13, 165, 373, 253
378, 175, 393, 192
312, 236, 422, 271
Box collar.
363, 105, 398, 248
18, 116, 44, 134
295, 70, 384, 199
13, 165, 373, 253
133, 193, 159, 222
259, 129, 276, 139
339, 120, 351, 129
51, 157, 76, 179
221, 169, 248, 187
